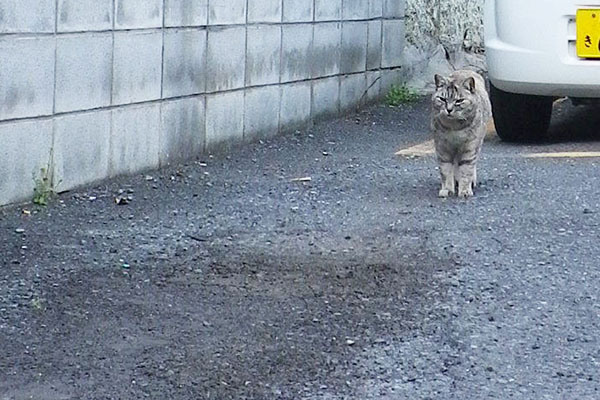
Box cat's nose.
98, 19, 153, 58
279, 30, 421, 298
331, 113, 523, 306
446, 106, 453, 114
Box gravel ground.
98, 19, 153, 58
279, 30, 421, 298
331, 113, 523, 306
1, 99, 599, 399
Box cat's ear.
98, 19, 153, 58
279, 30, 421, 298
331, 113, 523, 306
434, 74, 447, 89
463, 77, 476, 93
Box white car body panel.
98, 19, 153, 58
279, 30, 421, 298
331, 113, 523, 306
485, 0, 600, 97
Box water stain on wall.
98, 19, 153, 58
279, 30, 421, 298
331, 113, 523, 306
312, 45, 341, 77
341, 45, 366, 74
59, 4, 69, 24
3, 87, 20, 113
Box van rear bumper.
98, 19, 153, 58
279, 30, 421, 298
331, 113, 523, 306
485, 0, 600, 98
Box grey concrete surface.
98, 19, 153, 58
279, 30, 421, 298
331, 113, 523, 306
315, 0, 343, 21
206, 26, 247, 92
340, 73, 367, 112
0, 0, 55, 33
115, 0, 163, 29
341, 22, 369, 74
0, 119, 53, 206
164, 0, 208, 27
280, 81, 312, 131
382, 20, 406, 68
246, 25, 281, 86
0, 37, 55, 120
162, 28, 207, 98
53, 110, 112, 192
283, 0, 314, 23
344, 0, 371, 21
57, 0, 114, 32
370, 0, 384, 18
55, 33, 113, 113
159, 96, 206, 165
110, 103, 161, 176
205, 91, 244, 150
248, 0, 281, 23
367, 21, 384, 70
1, 99, 599, 399
209, 0, 246, 25
312, 22, 342, 78
281, 24, 314, 84
244, 85, 281, 141
112, 30, 163, 105
386, 0, 407, 18
312, 76, 341, 120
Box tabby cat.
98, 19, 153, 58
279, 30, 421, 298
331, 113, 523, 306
431, 70, 491, 198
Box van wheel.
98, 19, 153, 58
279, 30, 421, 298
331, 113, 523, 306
490, 83, 553, 142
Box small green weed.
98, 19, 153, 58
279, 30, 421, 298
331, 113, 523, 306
32, 167, 53, 206
30, 297, 45, 311
385, 85, 420, 106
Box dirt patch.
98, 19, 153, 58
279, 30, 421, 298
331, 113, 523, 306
1, 240, 455, 399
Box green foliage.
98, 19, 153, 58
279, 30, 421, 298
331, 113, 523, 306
385, 85, 420, 106
32, 167, 53, 206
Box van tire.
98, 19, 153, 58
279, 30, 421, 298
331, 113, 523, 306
490, 83, 553, 142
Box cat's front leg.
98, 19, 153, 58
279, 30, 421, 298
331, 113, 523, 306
438, 161, 455, 198
457, 159, 477, 198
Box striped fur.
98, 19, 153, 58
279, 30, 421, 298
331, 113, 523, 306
431, 70, 491, 198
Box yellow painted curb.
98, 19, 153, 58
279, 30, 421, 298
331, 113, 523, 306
395, 119, 496, 157
485, 118, 497, 139
525, 152, 600, 158
395, 140, 435, 157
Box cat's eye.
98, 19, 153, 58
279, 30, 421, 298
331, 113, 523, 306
437, 97, 446, 103
455, 99, 465, 105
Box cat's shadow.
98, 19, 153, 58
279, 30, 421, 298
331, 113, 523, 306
546, 101, 600, 143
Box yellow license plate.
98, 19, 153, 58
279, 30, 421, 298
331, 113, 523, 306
577, 9, 600, 58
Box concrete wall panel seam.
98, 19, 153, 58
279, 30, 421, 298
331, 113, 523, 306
279, 11, 284, 84
0, 69, 404, 125
54, 0, 58, 32
242, 0, 249, 140
310, 1, 316, 119
158, 98, 164, 165
160, 0, 165, 100
110, 0, 115, 105
53, 0, 59, 115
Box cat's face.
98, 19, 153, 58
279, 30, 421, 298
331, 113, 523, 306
432, 74, 478, 123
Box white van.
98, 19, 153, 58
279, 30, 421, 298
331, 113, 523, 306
484, 0, 600, 141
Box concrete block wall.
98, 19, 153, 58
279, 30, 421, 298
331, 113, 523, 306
0, 0, 406, 206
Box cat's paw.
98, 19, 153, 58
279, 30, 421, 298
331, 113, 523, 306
458, 187, 474, 198
438, 189, 451, 198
